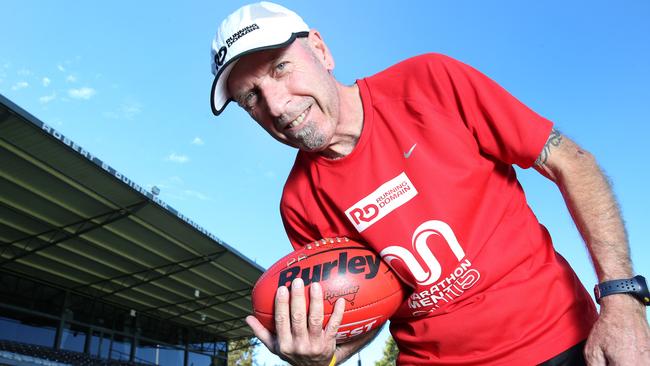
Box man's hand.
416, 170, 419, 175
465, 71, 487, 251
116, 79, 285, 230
246, 278, 346, 365
584, 294, 650, 365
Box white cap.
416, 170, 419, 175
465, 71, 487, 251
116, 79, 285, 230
210, 2, 309, 116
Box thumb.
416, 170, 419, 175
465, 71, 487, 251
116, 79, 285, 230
584, 341, 606, 366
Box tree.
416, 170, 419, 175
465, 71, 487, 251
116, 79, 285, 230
227, 337, 258, 366
374, 336, 398, 366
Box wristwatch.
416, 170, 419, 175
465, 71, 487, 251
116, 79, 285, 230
594, 275, 650, 305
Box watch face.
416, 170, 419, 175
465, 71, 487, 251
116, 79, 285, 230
636, 275, 650, 305
593, 285, 602, 301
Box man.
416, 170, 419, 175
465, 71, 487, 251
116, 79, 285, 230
210, 2, 650, 365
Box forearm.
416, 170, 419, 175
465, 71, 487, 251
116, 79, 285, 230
534, 131, 632, 282
554, 149, 631, 281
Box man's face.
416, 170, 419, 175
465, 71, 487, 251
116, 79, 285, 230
227, 32, 340, 153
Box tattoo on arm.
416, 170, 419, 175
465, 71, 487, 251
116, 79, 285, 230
535, 128, 563, 166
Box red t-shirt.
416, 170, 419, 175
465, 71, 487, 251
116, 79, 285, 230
280, 53, 597, 365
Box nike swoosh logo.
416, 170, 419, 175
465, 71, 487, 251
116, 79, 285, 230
404, 143, 417, 158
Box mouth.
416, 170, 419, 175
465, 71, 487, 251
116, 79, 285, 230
285, 106, 311, 130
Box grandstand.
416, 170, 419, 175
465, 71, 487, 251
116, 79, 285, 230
0, 94, 264, 366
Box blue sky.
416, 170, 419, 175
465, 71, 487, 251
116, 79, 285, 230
1, 1, 648, 365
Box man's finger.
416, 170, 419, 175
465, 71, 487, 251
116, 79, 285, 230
308, 281, 325, 338
274, 285, 293, 344
324, 297, 346, 340
245, 315, 275, 351
290, 278, 309, 339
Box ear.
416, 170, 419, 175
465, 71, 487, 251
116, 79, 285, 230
307, 29, 335, 71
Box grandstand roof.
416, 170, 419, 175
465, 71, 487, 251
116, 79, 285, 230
0, 94, 264, 341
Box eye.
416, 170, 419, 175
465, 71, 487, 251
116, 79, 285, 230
275, 61, 288, 73
238, 90, 258, 110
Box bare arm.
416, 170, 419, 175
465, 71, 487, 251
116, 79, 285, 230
533, 128, 649, 365
533, 128, 632, 281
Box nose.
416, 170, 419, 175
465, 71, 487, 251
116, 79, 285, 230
259, 79, 290, 119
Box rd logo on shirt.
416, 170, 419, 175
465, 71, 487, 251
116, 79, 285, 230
345, 172, 418, 232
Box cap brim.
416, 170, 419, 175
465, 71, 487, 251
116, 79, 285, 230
210, 31, 309, 116
211, 61, 237, 116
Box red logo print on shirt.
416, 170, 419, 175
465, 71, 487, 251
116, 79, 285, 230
349, 204, 379, 225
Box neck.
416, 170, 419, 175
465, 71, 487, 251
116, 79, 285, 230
320, 83, 363, 159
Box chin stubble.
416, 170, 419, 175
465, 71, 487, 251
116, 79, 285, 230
294, 120, 327, 151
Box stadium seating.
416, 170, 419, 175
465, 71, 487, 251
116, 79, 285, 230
0, 340, 154, 366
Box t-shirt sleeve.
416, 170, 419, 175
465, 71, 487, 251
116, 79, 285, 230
421, 54, 553, 168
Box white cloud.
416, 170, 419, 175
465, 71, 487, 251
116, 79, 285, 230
42, 77, 51, 87
17, 68, 32, 76
166, 153, 189, 164
169, 176, 184, 184
66, 75, 77, 83
151, 176, 184, 190
68, 87, 96, 100
103, 100, 142, 120
147, 177, 215, 203
191, 137, 204, 146
102, 111, 115, 119
183, 190, 212, 201
11, 81, 29, 90
39, 92, 57, 104
57, 64, 66, 72
120, 101, 142, 120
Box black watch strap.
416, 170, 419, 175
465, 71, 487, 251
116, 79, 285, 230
594, 275, 650, 305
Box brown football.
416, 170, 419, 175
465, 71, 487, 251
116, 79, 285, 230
251, 237, 405, 343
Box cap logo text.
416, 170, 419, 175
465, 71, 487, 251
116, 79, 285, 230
226, 23, 260, 47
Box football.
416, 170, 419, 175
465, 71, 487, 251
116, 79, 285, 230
251, 237, 405, 343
